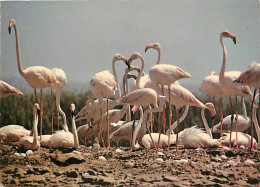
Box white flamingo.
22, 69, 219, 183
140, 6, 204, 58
17, 103, 40, 150
50, 68, 68, 133
146, 43, 192, 154
44, 104, 79, 149
89, 54, 127, 148
0, 80, 23, 98
218, 30, 252, 149
8, 19, 61, 141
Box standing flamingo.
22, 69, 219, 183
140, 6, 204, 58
145, 43, 192, 155
8, 19, 61, 141
218, 30, 252, 149
89, 54, 127, 148
0, 80, 23, 98
233, 60, 260, 151
199, 71, 226, 136
50, 68, 68, 133
17, 103, 40, 150
44, 104, 79, 149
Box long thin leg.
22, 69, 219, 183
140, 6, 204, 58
107, 98, 111, 149
228, 96, 234, 148
34, 88, 37, 103
98, 108, 102, 146
150, 112, 153, 133
219, 97, 224, 137
250, 89, 257, 152
162, 86, 166, 134
51, 89, 54, 134
146, 114, 156, 150
211, 97, 216, 133
156, 86, 164, 153
235, 96, 239, 150
57, 109, 59, 131
167, 85, 172, 155
40, 89, 43, 142
175, 107, 180, 156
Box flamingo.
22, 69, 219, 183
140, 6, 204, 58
212, 97, 250, 133
8, 19, 61, 141
50, 68, 68, 134
0, 125, 30, 142
199, 71, 226, 136
0, 80, 23, 98
17, 103, 40, 150
89, 54, 127, 148
218, 30, 253, 149
139, 133, 176, 149
44, 104, 79, 149
233, 60, 260, 151
77, 123, 93, 145
146, 43, 192, 155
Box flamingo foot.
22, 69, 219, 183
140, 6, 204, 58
250, 147, 258, 152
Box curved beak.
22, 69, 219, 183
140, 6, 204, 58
145, 44, 153, 52
233, 37, 236, 44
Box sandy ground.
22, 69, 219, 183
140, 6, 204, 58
0, 142, 259, 186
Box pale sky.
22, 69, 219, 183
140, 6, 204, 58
1, 0, 260, 93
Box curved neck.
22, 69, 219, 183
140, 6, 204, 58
32, 112, 39, 147
166, 105, 189, 134
131, 107, 144, 149
219, 35, 227, 80
112, 59, 121, 98
252, 105, 260, 145
157, 47, 161, 64
123, 71, 131, 122
136, 56, 145, 89
56, 89, 68, 131
72, 113, 79, 148
201, 107, 213, 138
13, 24, 25, 77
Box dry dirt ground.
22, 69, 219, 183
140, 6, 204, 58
0, 142, 259, 186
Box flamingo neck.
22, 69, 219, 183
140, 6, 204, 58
241, 97, 247, 116
72, 113, 79, 148
112, 59, 121, 98
13, 24, 25, 77
219, 35, 227, 82
122, 73, 131, 122
131, 107, 144, 149
157, 47, 161, 64
56, 89, 68, 131
32, 112, 39, 147
136, 55, 145, 89
201, 107, 213, 138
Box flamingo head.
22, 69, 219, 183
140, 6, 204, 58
145, 43, 161, 52
8, 19, 16, 34
221, 30, 236, 44
205, 102, 217, 119
127, 52, 142, 69
33, 103, 40, 115
70, 103, 76, 117
113, 54, 127, 65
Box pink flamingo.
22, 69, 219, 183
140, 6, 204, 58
0, 125, 30, 142
0, 80, 23, 98
218, 30, 253, 149
50, 68, 68, 133
8, 19, 61, 141
233, 60, 260, 151
89, 54, 127, 148
199, 71, 226, 136
18, 103, 40, 150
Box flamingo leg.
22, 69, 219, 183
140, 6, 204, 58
150, 112, 153, 133
156, 86, 165, 153
211, 97, 216, 133
51, 89, 54, 134
235, 96, 239, 150
57, 110, 59, 131
107, 98, 111, 149
145, 115, 156, 151
250, 89, 257, 152
219, 97, 224, 138
175, 107, 180, 156
34, 88, 37, 103
98, 108, 102, 146
162, 86, 166, 134
131, 119, 136, 149
167, 85, 172, 155
40, 89, 43, 142
228, 96, 234, 149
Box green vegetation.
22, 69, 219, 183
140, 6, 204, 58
0, 90, 254, 139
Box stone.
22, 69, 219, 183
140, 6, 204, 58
13, 153, 20, 157
125, 162, 134, 168
220, 155, 227, 160
26, 150, 33, 156
98, 156, 106, 161
244, 159, 254, 165
155, 158, 164, 164
20, 153, 26, 157
115, 148, 123, 153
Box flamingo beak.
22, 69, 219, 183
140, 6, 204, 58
13, 88, 24, 95
8, 26, 11, 34
233, 37, 236, 44
145, 44, 153, 52
211, 114, 216, 120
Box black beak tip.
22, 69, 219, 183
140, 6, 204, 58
233, 38, 236, 44
8, 27, 11, 34
127, 64, 131, 70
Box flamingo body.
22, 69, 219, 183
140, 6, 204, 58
139, 133, 176, 149
220, 132, 257, 148
0, 125, 30, 142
